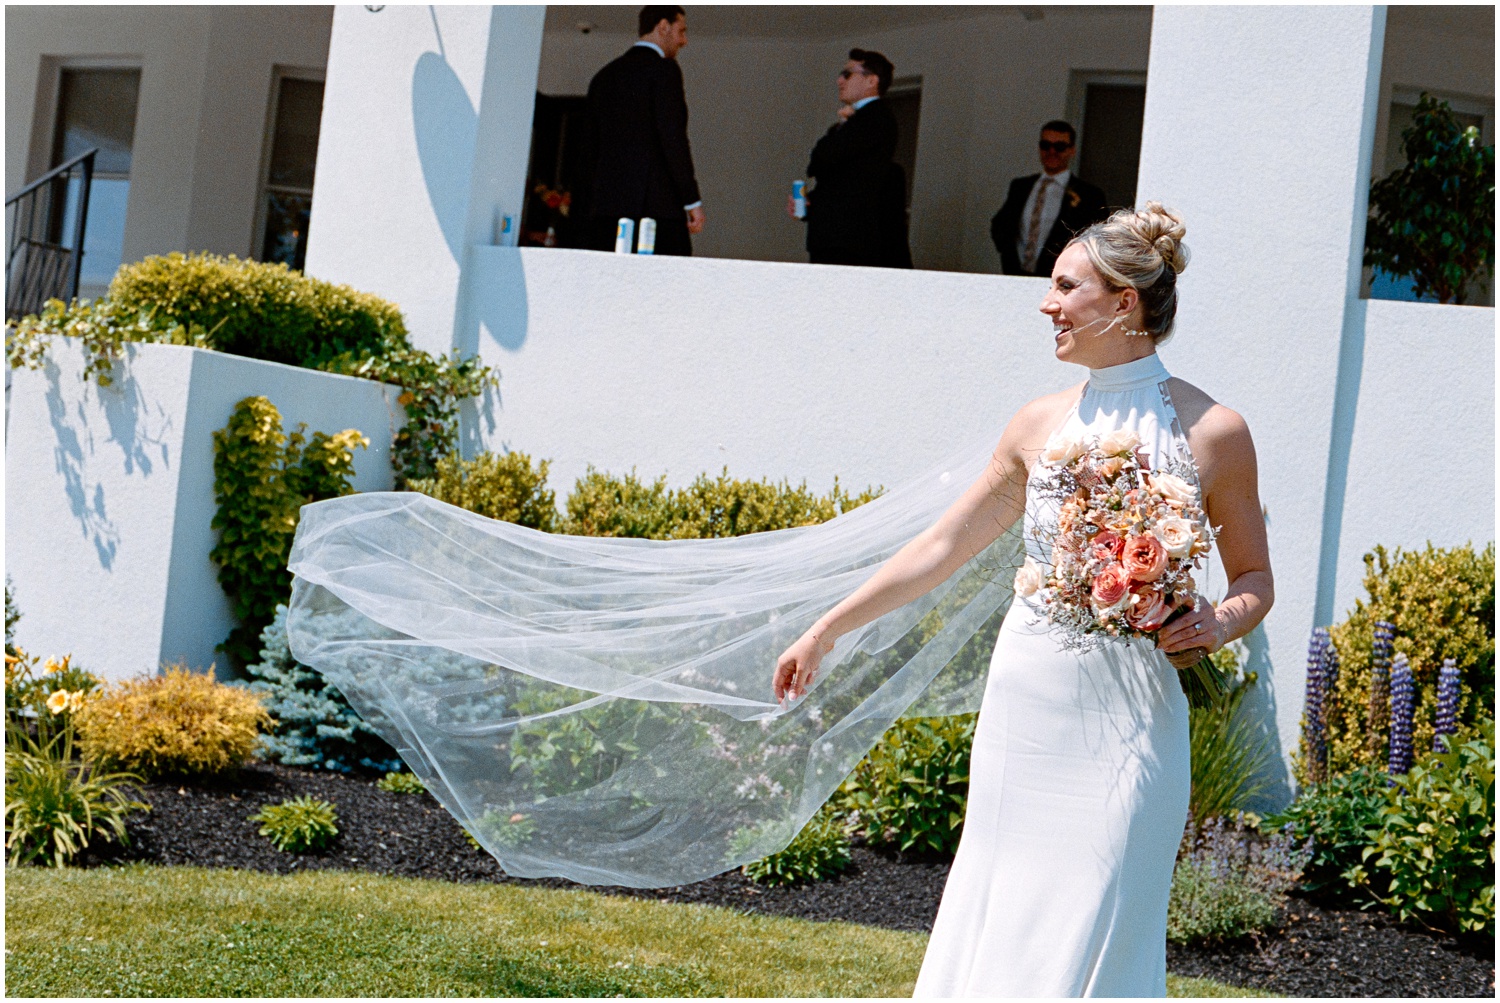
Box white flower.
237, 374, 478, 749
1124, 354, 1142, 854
1041, 434, 1086, 466
1014, 557, 1045, 598
1149, 472, 1197, 506
1097, 428, 1142, 456
1153, 516, 1195, 559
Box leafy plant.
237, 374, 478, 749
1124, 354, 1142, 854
1319, 542, 1494, 783
736, 808, 853, 886
408, 451, 557, 530
1261, 765, 1388, 902
1189, 646, 1270, 826
6, 650, 101, 729
1167, 815, 1313, 945
243, 604, 401, 775
1350, 718, 1495, 935
5, 577, 21, 656
834, 714, 974, 856
250, 795, 339, 853
465, 807, 538, 852
75, 666, 273, 779
5, 712, 146, 867
211, 396, 368, 670
377, 771, 426, 795
7, 253, 496, 492
1365, 94, 1495, 305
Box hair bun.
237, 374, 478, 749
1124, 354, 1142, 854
1135, 201, 1189, 274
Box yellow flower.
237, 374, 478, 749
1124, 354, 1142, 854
46, 690, 72, 715
44, 657, 63, 674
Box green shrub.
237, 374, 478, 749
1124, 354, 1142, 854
408, 451, 557, 530
212, 396, 367, 669
5, 297, 213, 387
1261, 765, 1388, 902
835, 715, 973, 856
1167, 816, 1312, 945
562, 467, 880, 539
737, 808, 853, 886
1350, 718, 1494, 935
75, 667, 273, 780
1320, 543, 1494, 783
251, 795, 339, 853
1365, 94, 1495, 305
377, 771, 426, 795
1189, 648, 1271, 826
464, 807, 537, 852
243, 605, 401, 775
5, 713, 146, 867
108, 252, 407, 369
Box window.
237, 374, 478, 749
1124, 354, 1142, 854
51, 67, 140, 297
258, 73, 325, 271
1071, 73, 1147, 212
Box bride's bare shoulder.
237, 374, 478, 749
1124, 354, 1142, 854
1011, 383, 1085, 434
1167, 377, 1256, 459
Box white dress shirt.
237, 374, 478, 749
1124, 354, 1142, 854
631, 40, 700, 211
1016, 168, 1070, 269
851, 95, 879, 111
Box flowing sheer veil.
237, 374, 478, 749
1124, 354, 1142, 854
286, 436, 1021, 888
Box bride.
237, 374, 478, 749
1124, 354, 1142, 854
772, 203, 1274, 997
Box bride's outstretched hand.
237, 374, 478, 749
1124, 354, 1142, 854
773, 631, 832, 704
1155, 594, 1225, 670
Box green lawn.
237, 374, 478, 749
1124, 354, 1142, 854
5, 865, 1270, 997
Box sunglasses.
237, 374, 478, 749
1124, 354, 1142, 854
838, 67, 871, 80
1039, 140, 1074, 153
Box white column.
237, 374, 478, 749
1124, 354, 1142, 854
1135, 6, 1385, 792
304, 5, 544, 356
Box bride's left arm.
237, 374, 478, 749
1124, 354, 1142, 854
1156, 405, 1274, 665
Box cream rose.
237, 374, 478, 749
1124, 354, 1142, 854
1153, 516, 1195, 559
1149, 472, 1197, 506
1041, 435, 1086, 466
1014, 557, 1045, 598
1097, 428, 1142, 456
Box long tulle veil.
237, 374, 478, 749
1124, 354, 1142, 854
286, 436, 1020, 887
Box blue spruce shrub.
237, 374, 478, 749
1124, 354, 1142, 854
243, 604, 402, 774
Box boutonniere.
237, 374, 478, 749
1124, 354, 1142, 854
1067, 189, 1081, 209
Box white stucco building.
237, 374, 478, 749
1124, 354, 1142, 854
6, 5, 1496, 801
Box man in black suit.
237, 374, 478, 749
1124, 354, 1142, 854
990, 121, 1109, 276
584, 6, 705, 255
795, 49, 912, 268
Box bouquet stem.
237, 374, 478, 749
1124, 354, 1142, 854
1177, 650, 1231, 711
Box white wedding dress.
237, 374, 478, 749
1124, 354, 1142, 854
914, 353, 1193, 998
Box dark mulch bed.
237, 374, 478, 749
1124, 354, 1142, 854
82, 762, 1494, 997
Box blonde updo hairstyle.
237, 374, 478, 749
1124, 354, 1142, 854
1067, 201, 1189, 344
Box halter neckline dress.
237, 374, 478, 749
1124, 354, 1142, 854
914, 352, 1195, 998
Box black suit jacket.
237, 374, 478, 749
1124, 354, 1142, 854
585, 46, 701, 223
805, 99, 909, 266
990, 174, 1109, 276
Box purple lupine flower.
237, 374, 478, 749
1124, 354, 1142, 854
1301, 627, 1331, 783
1367, 620, 1395, 760
1388, 652, 1415, 777
1433, 658, 1460, 752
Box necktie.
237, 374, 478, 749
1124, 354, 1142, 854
1024, 177, 1054, 272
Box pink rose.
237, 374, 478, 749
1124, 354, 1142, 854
1127, 587, 1172, 632
1122, 534, 1168, 583
1090, 530, 1125, 563
1090, 563, 1130, 609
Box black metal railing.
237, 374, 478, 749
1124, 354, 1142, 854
5, 148, 96, 322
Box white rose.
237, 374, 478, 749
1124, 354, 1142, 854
1097, 428, 1142, 456
1041, 435, 1085, 466
1150, 472, 1197, 506
1153, 516, 1195, 559
1014, 557, 1045, 598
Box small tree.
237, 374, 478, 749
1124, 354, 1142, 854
1365, 94, 1495, 305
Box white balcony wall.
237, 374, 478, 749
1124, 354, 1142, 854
5, 340, 399, 682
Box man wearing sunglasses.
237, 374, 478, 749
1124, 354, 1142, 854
989, 121, 1108, 276
794, 49, 912, 268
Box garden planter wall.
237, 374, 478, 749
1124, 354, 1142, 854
5, 337, 400, 681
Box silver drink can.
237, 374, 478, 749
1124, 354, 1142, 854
792, 179, 806, 219
637, 217, 657, 255
614, 217, 636, 253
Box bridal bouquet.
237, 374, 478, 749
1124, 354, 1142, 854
1014, 428, 1230, 709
